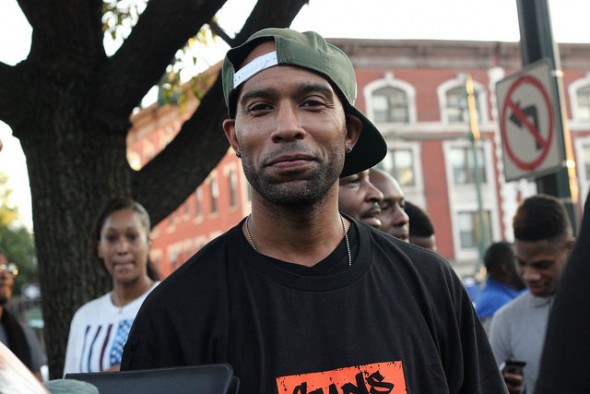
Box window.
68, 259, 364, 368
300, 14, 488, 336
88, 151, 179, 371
228, 170, 238, 208
449, 146, 486, 185
584, 144, 590, 182
381, 148, 415, 187
458, 210, 492, 249
364, 74, 416, 125
182, 200, 190, 218
209, 177, 218, 214
576, 85, 590, 122
440, 78, 485, 125
194, 187, 203, 217
372, 86, 409, 123
446, 86, 476, 124
167, 211, 176, 229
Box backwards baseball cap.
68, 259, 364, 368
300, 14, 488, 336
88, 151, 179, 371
221, 28, 387, 177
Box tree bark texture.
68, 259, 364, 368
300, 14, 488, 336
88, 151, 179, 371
2, 0, 309, 377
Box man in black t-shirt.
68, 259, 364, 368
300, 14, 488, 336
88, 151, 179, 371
122, 28, 506, 394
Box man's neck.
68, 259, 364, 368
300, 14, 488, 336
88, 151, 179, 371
246, 193, 346, 267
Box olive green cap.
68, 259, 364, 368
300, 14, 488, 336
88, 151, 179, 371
221, 28, 386, 177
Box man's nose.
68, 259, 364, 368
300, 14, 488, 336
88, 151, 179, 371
393, 206, 410, 226
366, 183, 384, 203
271, 103, 305, 143
521, 265, 541, 281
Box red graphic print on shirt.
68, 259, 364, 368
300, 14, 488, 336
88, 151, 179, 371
276, 361, 407, 393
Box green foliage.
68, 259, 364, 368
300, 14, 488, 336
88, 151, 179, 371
102, 0, 147, 41
0, 225, 36, 297
101, 0, 217, 108
0, 172, 36, 296
0, 173, 17, 226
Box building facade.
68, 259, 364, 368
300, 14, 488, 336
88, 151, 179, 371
128, 39, 590, 278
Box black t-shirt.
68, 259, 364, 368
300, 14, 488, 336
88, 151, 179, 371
121, 218, 505, 393
535, 192, 590, 394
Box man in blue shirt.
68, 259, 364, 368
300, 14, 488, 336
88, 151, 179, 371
475, 241, 525, 332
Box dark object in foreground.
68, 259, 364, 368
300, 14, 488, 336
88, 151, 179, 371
65, 363, 239, 394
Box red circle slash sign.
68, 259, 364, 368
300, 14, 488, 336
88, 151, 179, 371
500, 74, 554, 171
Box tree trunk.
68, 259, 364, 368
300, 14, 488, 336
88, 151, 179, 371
1, 0, 310, 378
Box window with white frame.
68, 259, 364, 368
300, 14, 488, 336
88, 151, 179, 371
209, 177, 219, 214
381, 148, 416, 187
228, 169, 238, 208
583, 144, 590, 183
364, 72, 416, 125
445, 86, 483, 124
372, 86, 409, 123
449, 146, 486, 185
457, 210, 492, 249
194, 187, 203, 218
439, 76, 487, 125
576, 85, 590, 122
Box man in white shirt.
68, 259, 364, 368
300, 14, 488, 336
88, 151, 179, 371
489, 194, 575, 394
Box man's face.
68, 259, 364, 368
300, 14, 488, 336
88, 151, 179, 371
223, 42, 360, 207
0, 255, 14, 305
370, 170, 409, 241
338, 170, 383, 228
410, 235, 437, 251
514, 238, 573, 297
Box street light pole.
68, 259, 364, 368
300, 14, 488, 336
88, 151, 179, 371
465, 74, 489, 264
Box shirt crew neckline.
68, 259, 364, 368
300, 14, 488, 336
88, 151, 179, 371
230, 214, 372, 292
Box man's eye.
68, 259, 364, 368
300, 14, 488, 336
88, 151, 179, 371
247, 102, 272, 113
342, 177, 359, 186
301, 98, 326, 109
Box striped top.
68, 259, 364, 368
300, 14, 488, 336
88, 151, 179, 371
63, 283, 158, 374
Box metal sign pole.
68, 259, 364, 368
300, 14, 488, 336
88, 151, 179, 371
516, 0, 579, 234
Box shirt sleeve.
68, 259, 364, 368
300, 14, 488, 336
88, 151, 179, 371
63, 309, 83, 375
21, 323, 45, 372
488, 309, 512, 366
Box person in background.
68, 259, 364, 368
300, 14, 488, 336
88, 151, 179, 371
489, 194, 575, 394
535, 191, 590, 393
338, 170, 383, 229
404, 201, 437, 251
63, 198, 159, 374
0, 253, 45, 381
369, 168, 410, 242
121, 27, 506, 393
475, 241, 525, 332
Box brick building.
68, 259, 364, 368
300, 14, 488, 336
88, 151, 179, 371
128, 39, 590, 278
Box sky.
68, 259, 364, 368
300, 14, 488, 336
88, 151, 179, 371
1, 0, 589, 230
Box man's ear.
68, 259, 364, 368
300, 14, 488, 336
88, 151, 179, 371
222, 118, 240, 154
566, 237, 576, 254
345, 114, 362, 149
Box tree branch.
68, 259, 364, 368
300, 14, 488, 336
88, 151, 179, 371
0, 62, 27, 131
208, 20, 236, 47
17, 0, 104, 65
132, 76, 229, 224
93, 0, 229, 131
130, 0, 311, 225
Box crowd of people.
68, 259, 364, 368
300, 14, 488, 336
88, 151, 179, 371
0, 27, 588, 393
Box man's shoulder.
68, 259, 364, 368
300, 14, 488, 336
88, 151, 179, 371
493, 291, 531, 318
363, 224, 459, 288
142, 228, 238, 301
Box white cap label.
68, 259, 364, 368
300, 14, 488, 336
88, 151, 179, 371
233, 51, 279, 89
